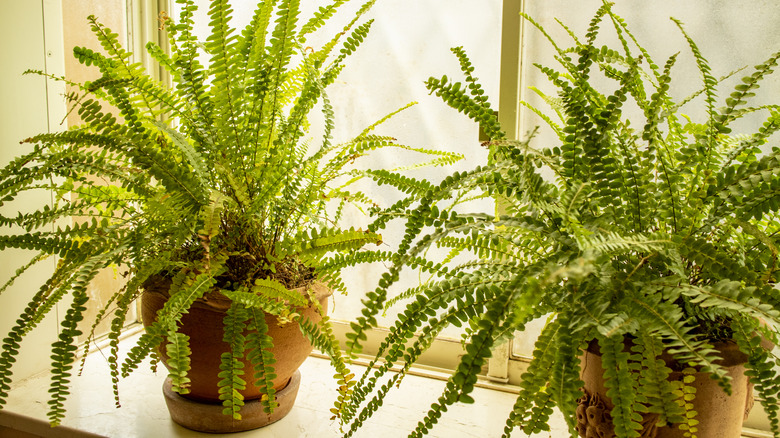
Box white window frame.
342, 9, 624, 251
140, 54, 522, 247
127, 0, 170, 81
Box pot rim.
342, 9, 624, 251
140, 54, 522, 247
583, 335, 771, 370
142, 275, 333, 313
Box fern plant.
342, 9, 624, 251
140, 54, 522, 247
339, 3, 780, 437
0, 0, 461, 427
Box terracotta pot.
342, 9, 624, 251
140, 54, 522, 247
577, 338, 765, 438
140, 278, 331, 431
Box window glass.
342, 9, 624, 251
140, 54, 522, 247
318, 1, 501, 338
512, 0, 780, 358
177, 1, 503, 339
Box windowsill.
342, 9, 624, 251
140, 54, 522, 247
1, 330, 567, 437
2, 329, 773, 438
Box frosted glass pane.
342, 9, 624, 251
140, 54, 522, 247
511, 1, 780, 358
320, 1, 502, 339
520, 1, 780, 148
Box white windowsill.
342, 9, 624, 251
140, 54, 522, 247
2, 329, 772, 438
1, 330, 567, 438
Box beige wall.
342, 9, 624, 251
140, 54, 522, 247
0, 0, 66, 381
0, 0, 132, 385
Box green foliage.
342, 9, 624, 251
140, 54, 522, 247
298, 290, 355, 421
340, 2, 780, 437
734, 318, 780, 433
600, 335, 642, 438
47, 290, 88, 426
631, 333, 686, 427
0, 0, 459, 424
504, 320, 566, 437
218, 303, 249, 419
165, 331, 192, 394
245, 305, 279, 413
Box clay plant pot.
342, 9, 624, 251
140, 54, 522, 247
577, 338, 767, 438
141, 278, 332, 433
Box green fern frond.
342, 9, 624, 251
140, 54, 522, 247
504, 321, 561, 436
47, 290, 88, 427
151, 120, 209, 186
450, 46, 491, 106
676, 367, 700, 438
251, 278, 308, 308
356, 169, 435, 197
343, 271, 496, 421
299, 1, 347, 39
0, 252, 49, 297
629, 295, 730, 392
205, 0, 243, 155
298, 301, 354, 422
520, 97, 564, 139
425, 75, 504, 141
733, 318, 780, 436
330, 17, 375, 67
121, 332, 164, 379
165, 331, 192, 394
519, 11, 574, 72
218, 303, 249, 420
296, 227, 383, 262
632, 331, 686, 427
221, 287, 289, 318
673, 280, 779, 325
124, 264, 225, 378
580, 232, 672, 255
358, 102, 417, 138
198, 192, 226, 243
154, 267, 223, 331
263, 0, 301, 138
107, 275, 145, 408
0, 263, 82, 411
721, 51, 780, 124
245, 306, 278, 413
677, 236, 756, 284
545, 313, 585, 435
600, 334, 642, 438
346, 283, 508, 437
671, 18, 721, 169
722, 108, 780, 168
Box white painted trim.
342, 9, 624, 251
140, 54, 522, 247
329, 320, 468, 371
125, 0, 172, 323
42, 0, 68, 328
126, 0, 171, 80
497, 0, 526, 142
42, 0, 67, 134
743, 427, 774, 438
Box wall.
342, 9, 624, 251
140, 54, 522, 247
0, 0, 66, 381
0, 0, 131, 382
